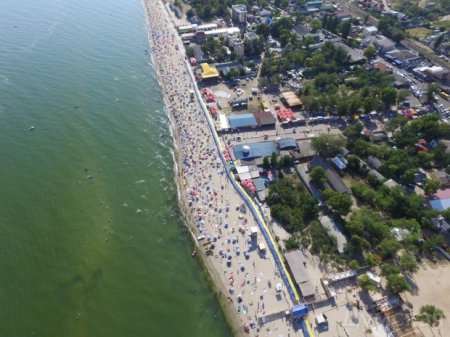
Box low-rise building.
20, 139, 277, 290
366, 35, 396, 53
363, 26, 378, 37
385, 49, 422, 69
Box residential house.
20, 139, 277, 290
363, 26, 378, 37
429, 188, 450, 211
367, 156, 382, 170
366, 35, 396, 53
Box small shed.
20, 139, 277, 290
258, 242, 266, 252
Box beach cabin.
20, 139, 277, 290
258, 242, 266, 253
315, 313, 328, 329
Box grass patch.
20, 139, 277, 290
432, 20, 450, 30
407, 27, 432, 40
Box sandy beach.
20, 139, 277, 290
142, 0, 306, 336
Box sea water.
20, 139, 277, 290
0, 0, 231, 335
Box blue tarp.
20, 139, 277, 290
278, 138, 298, 150
233, 141, 277, 160
292, 304, 309, 318
228, 114, 257, 128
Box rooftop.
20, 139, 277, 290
253, 111, 276, 126
200, 63, 219, 79
228, 113, 257, 128
278, 137, 298, 151
386, 49, 420, 61
232, 141, 277, 160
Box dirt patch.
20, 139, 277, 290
407, 257, 450, 336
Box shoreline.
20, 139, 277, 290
141, 1, 301, 336
141, 1, 245, 335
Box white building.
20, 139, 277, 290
362, 26, 378, 37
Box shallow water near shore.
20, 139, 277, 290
0, 0, 231, 336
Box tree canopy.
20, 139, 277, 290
416, 305, 446, 329
311, 134, 347, 158
267, 178, 318, 233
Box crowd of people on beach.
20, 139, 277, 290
144, 1, 301, 336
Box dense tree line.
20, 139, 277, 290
266, 178, 318, 233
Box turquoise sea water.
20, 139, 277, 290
0, 0, 231, 336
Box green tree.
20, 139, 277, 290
386, 273, 410, 294
397, 89, 410, 106
311, 19, 322, 33
322, 189, 353, 217
381, 87, 397, 109
424, 179, 440, 195
271, 152, 278, 168
186, 8, 194, 18
416, 305, 446, 334
365, 252, 378, 267
399, 253, 418, 273
280, 155, 293, 168
339, 20, 352, 39
363, 97, 377, 114
186, 46, 195, 58
349, 260, 360, 270
379, 237, 401, 259
358, 274, 377, 292
363, 45, 377, 59
311, 134, 347, 158
347, 155, 361, 172
427, 83, 440, 103
381, 262, 400, 276
263, 156, 270, 170
344, 123, 364, 140
310, 166, 327, 190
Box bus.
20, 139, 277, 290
439, 91, 449, 101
